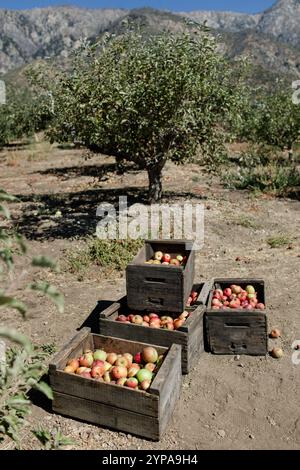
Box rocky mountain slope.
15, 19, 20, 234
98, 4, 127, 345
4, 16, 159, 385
0, 1, 299, 78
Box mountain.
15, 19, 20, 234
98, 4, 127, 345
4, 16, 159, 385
0, 1, 299, 79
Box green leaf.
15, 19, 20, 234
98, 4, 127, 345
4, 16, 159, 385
0, 295, 27, 317
0, 204, 10, 219
29, 282, 64, 314
31, 256, 57, 270
0, 189, 18, 202
33, 381, 53, 400
0, 327, 32, 353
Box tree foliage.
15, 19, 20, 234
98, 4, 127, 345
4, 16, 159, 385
30, 27, 246, 201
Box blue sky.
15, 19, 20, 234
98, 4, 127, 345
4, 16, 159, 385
0, 1, 276, 14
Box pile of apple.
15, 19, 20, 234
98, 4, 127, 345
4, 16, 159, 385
145, 251, 186, 267
211, 284, 265, 310
116, 311, 190, 330
64, 346, 162, 391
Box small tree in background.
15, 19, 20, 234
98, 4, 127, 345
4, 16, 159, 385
30, 27, 245, 202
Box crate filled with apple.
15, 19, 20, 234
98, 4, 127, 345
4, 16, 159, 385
205, 279, 268, 356
99, 283, 212, 374
126, 239, 195, 313
49, 327, 182, 441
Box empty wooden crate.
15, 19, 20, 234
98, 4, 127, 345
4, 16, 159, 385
126, 239, 195, 313
205, 278, 268, 355
49, 327, 182, 441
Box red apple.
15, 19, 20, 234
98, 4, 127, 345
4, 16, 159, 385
116, 315, 128, 322
91, 361, 105, 378
76, 366, 91, 375
162, 253, 171, 263
162, 261, 170, 265
150, 321, 161, 329
115, 356, 129, 368
142, 321, 150, 327
142, 347, 158, 364
186, 296, 193, 306
79, 371, 92, 379
106, 352, 118, 365
256, 303, 265, 310
126, 377, 138, 389
143, 315, 150, 323
223, 288, 232, 297
128, 314, 134, 322
79, 352, 94, 368
212, 306, 220, 310
145, 363, 156, 373
213, 289, 223, 297
231, 285, 242, 295
111, 366, 128, 380
244, 304, 253, 310
212, 298, 222, 307
179, 311, 189, 319
162, 322, 174, 330
134, 352, 142, 364
149, 313, 159, 320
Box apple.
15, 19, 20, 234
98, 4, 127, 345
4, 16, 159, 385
176, 255, 184, 263
128, 365, 140, 377
91, 361, 105, 378
161, 316, 173, 322
132, 315, 143, 325
152, 260, 161, 265
221, 295, 228, 301
126, 377, 139, 389
93, 349, 107, 362
229, 300, 239, 309
162, 253, 171, 263
149, 313, 159, 320
142, 321, 150, 327
64, 365, 75, 374
186, 296, 193, 306
213, 289, 223, 297
170, 258, 180, 266
238, 292, 247, 301
179, 311, 189, 319
213, 292, 222, 301
104, 361, 112, 372
174, 318, 185, 330
123, 353, 133, 366
246, 285, 256, 295
103, 371, 111, 383
136, 368, 153, 384
231, 285, 242, 295
134, 352, 142, 364
223, 301, 230, 306
116, 315, 128, 322
162, 261, 170, 265
79, 371, 92, 379
142, 347, 158, 364
212, 306, 220, 310
140, 380, 151, 391
270, 328, 280, 338
76, 366, 91, 375
270, 347, 284, 359
154, 251, 163, 261
79, 352, 94, 368
212, 298, 222, 307
115, 356, 128, 368
116, 377, 127, 386
156, 355, 164, 367
111, 366, 128, 380
145, 363, 156, 373
244, 304, 253, 310
150, 321, 161, 329
128, 314, 134, 322
143, 315, 150, 323
223, 288, 232, 297
106, 352, 118, 365
256, 303, 265, 310
67, 359, 79, 371
162, 322, 174, 330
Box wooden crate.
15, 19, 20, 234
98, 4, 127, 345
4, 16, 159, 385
126, 239, 195, 313
49, 327, 182, 441
205, 279, 268, 356
99, 282, 211, 374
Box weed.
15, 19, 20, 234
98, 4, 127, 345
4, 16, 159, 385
266, 234, 293, 248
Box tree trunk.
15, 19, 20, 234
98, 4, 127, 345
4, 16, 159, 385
147, 166, 163, 203
288, 147, 294, 163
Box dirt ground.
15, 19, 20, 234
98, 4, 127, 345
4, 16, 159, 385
0, 141, 299, 450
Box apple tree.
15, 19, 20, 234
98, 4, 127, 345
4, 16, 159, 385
33, 28, 245, 202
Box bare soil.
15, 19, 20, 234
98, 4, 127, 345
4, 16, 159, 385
0, 141, 299, 450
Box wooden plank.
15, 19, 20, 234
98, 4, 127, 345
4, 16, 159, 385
49, 328, 91, 372
99, 302, 121, 319
196, 280, 214, 305
52, 392, 160, 441
150, 343, 182, 396
50, 370, 159, 417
